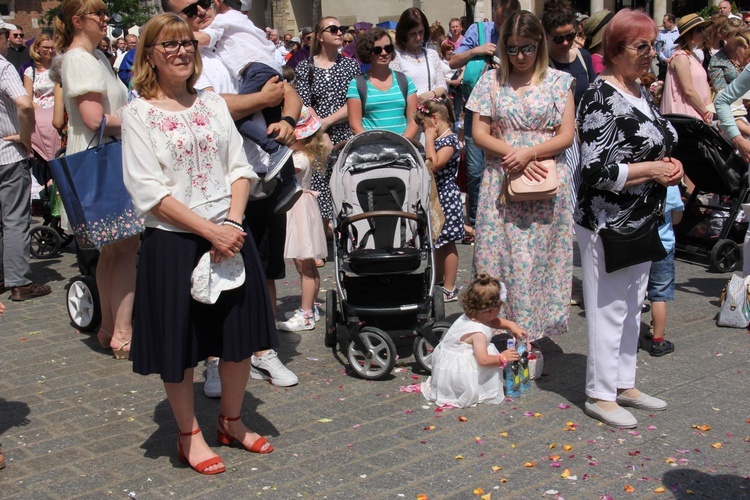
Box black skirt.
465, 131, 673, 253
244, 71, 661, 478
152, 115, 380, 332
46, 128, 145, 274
130, 226, 278, 383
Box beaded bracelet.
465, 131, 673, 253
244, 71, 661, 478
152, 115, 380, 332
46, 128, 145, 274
223, 219, 243, 231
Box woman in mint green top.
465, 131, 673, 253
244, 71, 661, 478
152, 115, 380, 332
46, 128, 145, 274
346, 28, 418, 137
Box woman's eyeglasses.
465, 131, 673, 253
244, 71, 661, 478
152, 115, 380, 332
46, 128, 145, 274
84, 10, 110, 19
371, 44, 394, 55
151, 39, 198, 55
505, 44, 537, 56
624, 42, 656, 56
550, 31, 576, 44
180, 0, 213, 19
322, 25, 341, 35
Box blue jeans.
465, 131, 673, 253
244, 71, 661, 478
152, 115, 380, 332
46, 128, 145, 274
236, 62, 283, 153
464, 135, 485, 225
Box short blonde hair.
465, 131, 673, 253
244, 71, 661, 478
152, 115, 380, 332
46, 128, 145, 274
30, 34, 54, 64
497, 10, 548, 85
131, 13, 202, 100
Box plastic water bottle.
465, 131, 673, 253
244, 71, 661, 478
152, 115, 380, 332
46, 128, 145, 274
517, 342, 531, 392
505, 338, 521, 398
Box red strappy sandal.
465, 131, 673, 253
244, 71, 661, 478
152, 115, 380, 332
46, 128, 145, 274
217, 415, 273, 454
177, 428, 225, 475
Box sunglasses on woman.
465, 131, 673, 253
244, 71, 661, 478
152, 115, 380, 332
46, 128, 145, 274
505, 44, 537, 56
371, 44, 394, 55
181, 0, 213, 19
550, 32, 576, 44
322, 25, 341, 35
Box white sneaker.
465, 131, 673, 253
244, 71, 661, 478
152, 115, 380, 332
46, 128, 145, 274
313, 303, 321, 322
250, 350, 299, 386
278, 309, 315, 332
203, 358, 221, 398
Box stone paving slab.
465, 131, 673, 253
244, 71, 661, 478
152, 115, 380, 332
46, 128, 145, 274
0, 235, 748, 499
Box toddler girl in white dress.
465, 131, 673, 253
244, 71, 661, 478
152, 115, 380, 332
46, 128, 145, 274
422, 273, 527, 407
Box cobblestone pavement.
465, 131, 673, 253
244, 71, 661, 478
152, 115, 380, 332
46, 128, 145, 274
0, 233, 748, 499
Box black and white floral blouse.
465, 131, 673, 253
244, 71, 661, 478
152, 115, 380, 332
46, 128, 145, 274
575, 78, 677, 231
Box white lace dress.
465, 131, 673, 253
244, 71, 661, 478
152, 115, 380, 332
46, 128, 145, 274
421, 314, 504, 407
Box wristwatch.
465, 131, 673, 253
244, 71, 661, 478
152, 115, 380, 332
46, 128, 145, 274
280, 115, 296, 128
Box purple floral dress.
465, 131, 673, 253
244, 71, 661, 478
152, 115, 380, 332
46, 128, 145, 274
466, 69, 574, 341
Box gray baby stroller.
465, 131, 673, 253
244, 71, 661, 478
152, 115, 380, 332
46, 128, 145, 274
326, 130, 450, 380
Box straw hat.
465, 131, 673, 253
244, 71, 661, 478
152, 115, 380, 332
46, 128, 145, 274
583, 10, 614, 51
676, 13, 710, 40
294, 107, 322, 140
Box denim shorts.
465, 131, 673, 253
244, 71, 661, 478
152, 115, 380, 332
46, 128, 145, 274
647, 247, 675, 302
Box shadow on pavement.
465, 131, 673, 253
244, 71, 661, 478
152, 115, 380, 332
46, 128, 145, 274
662, 468, 750, 499
0, 397, 30, 435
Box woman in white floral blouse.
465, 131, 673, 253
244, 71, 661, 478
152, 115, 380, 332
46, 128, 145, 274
575, 9, 683, 429
122, 13, 276, 475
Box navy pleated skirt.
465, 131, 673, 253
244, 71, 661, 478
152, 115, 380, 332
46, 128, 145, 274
130, 226, 279, 383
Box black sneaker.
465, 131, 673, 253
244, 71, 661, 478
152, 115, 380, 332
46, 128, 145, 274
649, 339, 675, 357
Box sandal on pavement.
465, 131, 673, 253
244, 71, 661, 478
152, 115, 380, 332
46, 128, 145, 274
112, 338, 131, 360
217, 415, 273, 453
96, 329, 112, 350
177, 428, 225, 475
648, 339, 675, 357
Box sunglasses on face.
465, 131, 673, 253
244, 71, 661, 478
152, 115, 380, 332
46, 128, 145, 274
370, 44, 394, 55
181, 0, 213, 19
84, 10, 109, 19
11, 33, 24, 38
550, 31, 576, 44
322, 25, 341, 35
151, 39, 198, 55
625, 42, 656, 56
505, 44, 537, 56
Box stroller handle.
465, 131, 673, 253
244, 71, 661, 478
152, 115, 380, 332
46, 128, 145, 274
346, 210, 419, 224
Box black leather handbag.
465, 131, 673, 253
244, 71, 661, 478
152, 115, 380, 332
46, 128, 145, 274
598, 202, 666, 273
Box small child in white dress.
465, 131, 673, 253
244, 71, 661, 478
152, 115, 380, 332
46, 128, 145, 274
422, 273, 527, 407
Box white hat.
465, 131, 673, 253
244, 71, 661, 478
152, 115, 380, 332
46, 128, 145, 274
0, 21, 18, 31
190, 252, 246, 304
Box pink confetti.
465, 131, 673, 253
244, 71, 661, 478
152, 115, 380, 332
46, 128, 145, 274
558, 404, 571, 409
524, 411, 535, 417
399, 384, 422, 393
628, 431, 640, 436
587, 439, 596, 444
352, 424, 360, 428
646, 426, 657, 430
677, 459, 689, 464
550, 462, 562, 467
405, 409, 412, 414
411, 375, 420, 380
676, 449, 690, 454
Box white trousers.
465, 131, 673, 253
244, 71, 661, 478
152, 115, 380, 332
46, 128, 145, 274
576, 225, 650, 401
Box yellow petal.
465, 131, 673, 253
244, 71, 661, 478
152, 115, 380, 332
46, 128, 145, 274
459, 416, 468, 422
499, 478, 508, 483
549, 455, 561, 461
428, 425, 436, 430
316, 418, 333, 423
511, 443, 516, 448
563, 444, 573, 451
654, 486, 666, 493
534, 412, 542, 417
417, 495, 428, 500
455, 455, 464, 460
549, 443, 557, 449
481, 494, 492, 500
711, 442, 722, 449
566, 421, 575, 426
473, 488, 484, 495
686, 490, 694, 494
561, 468, 571, 478
499, 432, 508, 437
665, 458, 676, 464
492, 466, 503, 471
624, 484, 635, 493
524, 461, 536, 468
692, 424, 711, 432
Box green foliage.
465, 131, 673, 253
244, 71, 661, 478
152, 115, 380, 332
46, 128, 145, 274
40, 0, 156, 29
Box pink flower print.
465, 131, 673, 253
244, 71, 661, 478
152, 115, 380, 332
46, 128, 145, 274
191, 112, 208, 127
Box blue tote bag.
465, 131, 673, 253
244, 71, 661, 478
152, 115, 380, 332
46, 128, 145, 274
49, 119, 143, 249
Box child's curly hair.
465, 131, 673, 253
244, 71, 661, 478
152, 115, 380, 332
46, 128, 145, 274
460, 273, 504, 318
414, 95, 456, 128
298, 128, 330, 173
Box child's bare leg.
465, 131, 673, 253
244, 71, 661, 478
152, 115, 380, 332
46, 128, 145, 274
650, 301, 667, 341
441, 242, 459, 292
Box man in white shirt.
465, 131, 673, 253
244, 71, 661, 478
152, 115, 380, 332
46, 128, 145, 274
719, 1, 741, 19
163, 0, 302, 391
656, 14, 679, 80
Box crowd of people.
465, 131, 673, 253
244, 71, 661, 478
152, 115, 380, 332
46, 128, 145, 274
2, 0, 749, 475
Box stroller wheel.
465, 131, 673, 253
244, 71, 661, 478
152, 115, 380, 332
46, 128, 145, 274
29, 226, 62, 259
346, 326, 397, 380
414, 321, 451, 373
66, 275, 101, 332
432, 285, 445, 321
324, 288, 338, 348
710, 239, 741, 273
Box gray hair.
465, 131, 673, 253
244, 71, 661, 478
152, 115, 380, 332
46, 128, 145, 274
49, 54, 64, 86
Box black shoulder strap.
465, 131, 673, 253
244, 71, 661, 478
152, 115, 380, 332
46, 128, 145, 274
356, 74, 368, 109
394, 71, 408, 101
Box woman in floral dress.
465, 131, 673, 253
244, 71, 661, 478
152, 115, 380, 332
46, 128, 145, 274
466, 11, 576, 342
294, 16, 360, 239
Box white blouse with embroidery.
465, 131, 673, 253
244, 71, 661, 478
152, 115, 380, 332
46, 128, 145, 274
122, 90, 257, 232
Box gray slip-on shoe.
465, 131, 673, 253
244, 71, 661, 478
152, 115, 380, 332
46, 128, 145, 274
616, 392, 667, 411
584, 400, 638, 428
